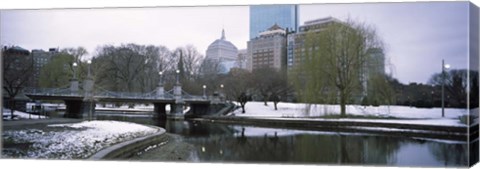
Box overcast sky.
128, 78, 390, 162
0, 1, 474, 84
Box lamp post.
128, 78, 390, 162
203, 85, 207, 99
159, 71, 163, 85
176, 69, 180, 85
72, 62, 77, 79
441, 59, 450, 117
87, 60, 92, 77
220, 84, 225, 101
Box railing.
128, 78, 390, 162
23, 87, 81, 97
23, 87, 209, 102
182, 91, 208, 101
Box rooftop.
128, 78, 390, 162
303, 16, 340, 26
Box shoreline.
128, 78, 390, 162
194, 116, 475, 141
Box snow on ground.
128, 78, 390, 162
2, 120, 160, 159
230, 126, 467, 144
232, 102, 473, 126
2, 108, 48, 120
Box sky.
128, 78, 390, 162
0, 0, 475, 84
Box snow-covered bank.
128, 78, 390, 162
2, 108, 48, 120
2, 120, 160, 159
231, 102, 475, 126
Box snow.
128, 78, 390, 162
2, 108, 48, 120
230, 126, 466, 144
232, 102, 472, 127
2, 120, 160, 159
232, 125, 366, 137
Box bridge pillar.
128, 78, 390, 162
64, 100, 83, 118
81, 76, 95, 120
64, 100, 95, 119
82, 100, 96, 120
156, 86, 164, 98
169, 85, 184, 120
169, 102, 185, 120
153, 103, 167, 119
186, 103, 210, 118
173, 85, 182, 100
70, 79, 79, 94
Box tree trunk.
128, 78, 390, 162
10, 99, 16, 119
240, 101, 246, 113
274, 101, 278, 110
264, 95, 268, 106
340, 91, 347, 117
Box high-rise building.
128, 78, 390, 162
288, 17, 386, 101
236, 49, 248, 70
247, 24, 287, 71
31, 48, 59, 87
287, 17, 340, 71
362, 48, 386, 97
249, 4, 298, 39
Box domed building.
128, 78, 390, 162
205, 29, 238, 63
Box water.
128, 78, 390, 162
96, 112, 470, 167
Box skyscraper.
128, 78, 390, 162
249, 4, 298, 39
247, 24, 287, 71
31, 48, 59, 87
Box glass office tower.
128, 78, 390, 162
249, 4, 299, 39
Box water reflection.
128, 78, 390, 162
96, 113, 468, 167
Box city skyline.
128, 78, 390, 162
0, 2, 472, 84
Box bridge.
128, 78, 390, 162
23, 69, 228, 120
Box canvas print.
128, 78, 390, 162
1, 1, 479, 168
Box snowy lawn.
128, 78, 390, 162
2, 120, 160, 159
231, 102, 475, 127
2, 108, 48, 120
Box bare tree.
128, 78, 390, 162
94, 44, 148, 92
252, 67, 290, 108
156, 46, 174, 72
222, 69, 252, 113
61, 47, 88, 63
200, 59, 225, 75
173, 45, 204, 76
2, 46, 33, 119
428, 69, 475, 107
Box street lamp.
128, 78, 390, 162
220, 84, 225, 101
176, 69, 180, 85
159, 71, 163, 85
441, 59, 450, 117
87, 60, 92, 77
72, 62, 77, 79
203, 85, 207, 98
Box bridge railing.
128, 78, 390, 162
94, 87, 175, 100
181, 91, 208, 101
23, 87, 81, 96
23, 87, 207, 101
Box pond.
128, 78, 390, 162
96, 112, 471, 167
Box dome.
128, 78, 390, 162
206, 29, 238, 62
208, 39, 238, 51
